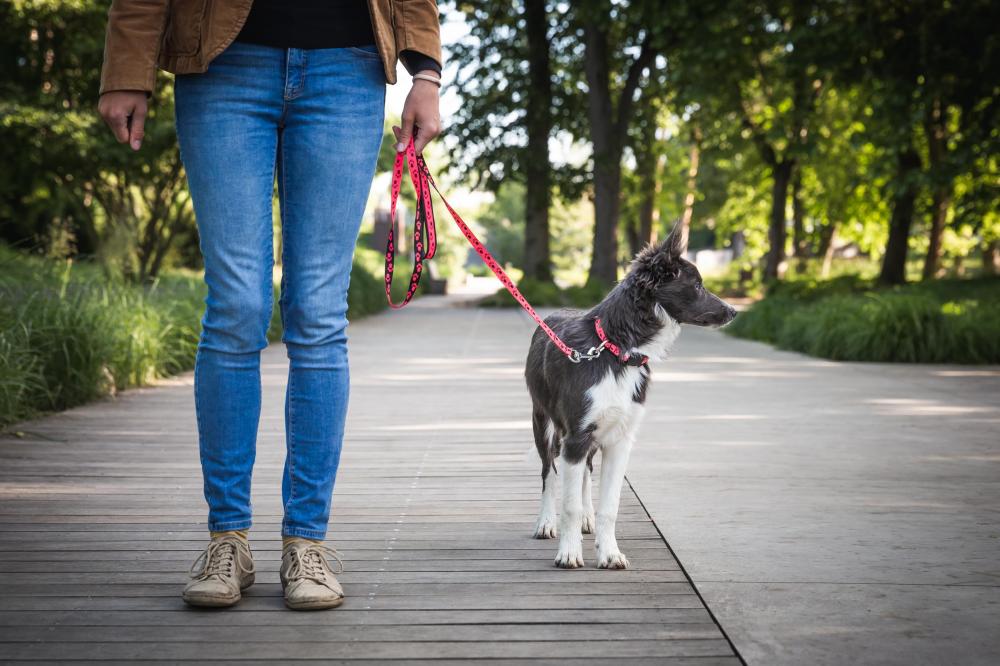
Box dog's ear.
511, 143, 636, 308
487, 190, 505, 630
663, 222, 687, 262
631, 238, 679, 290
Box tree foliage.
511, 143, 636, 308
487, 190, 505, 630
454, 0, 999, 287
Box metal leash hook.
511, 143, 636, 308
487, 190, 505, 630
569, 340, 606, 363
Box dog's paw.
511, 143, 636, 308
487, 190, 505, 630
554, 543, 585, 569
597, 550, 630, 570
581, 512, 595, 534
532, 516, 558, 539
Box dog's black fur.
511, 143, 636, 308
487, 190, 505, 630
524, 230, 736, 477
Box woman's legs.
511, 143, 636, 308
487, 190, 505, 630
175, 43, 285, 534
276, 45, 386, 540
176, 40, 384, 548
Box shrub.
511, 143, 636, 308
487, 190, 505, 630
479, 277, 609, 310
727, 276, 1000, 364
0, 244, 395, 427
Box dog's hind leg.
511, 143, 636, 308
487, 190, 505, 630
531, 410, 558, 539
594, 439, 633, 569
581, 450, 596, 534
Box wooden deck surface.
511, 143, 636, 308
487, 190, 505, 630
0, 299, 741, 664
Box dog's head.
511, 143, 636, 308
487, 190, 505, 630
629, 228, 737, 328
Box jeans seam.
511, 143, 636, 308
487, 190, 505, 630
209, 519, 253, 532
288, 370, 297, 511
193, 349, 207, 522
284, 115, 296, 531
283, 526, 326, 540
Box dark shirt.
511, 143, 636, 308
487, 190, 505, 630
235, 0, 441, 74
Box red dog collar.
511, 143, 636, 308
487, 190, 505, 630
594, 318, 649, 367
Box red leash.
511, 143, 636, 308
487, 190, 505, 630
384, 139, 622, 365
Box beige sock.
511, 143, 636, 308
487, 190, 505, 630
282, 536, 321, 549
210, 529, 249, 541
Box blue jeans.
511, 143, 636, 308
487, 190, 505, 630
174, 41, 385, 540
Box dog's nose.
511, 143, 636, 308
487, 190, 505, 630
725, 305, 737, 321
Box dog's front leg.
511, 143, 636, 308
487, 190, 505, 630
595, 440, 633, 569
554, 454, 586, 568
581, 452, 596, 534
581, 467, 595, 534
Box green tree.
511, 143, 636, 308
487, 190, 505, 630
0, 0, 192, 281
572, 0, 663, 284
448, 0, 571, 280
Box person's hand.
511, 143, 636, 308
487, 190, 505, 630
98, 91, 148, 151
394, 71, 441, 155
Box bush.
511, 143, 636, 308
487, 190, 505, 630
0, 244, 396, 427
727, 276, 1000, 363
479, 277, 610, 310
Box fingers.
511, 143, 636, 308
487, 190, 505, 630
98, 92, 148, 151
128, 102, 147, 151
396, 111, 416, 153
413, 116, 440, 156
396, 78, 441, 155
103, 104, 131, 145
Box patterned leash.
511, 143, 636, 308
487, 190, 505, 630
384, 139, 600, 363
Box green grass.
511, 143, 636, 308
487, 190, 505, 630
0, 244, 395, 428
726, 275, 1000, 363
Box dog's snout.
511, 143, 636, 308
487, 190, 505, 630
725, 304, 737, 321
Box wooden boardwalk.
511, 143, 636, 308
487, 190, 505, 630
0, 298, 741, 664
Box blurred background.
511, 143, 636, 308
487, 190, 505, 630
1, 0, 998, 428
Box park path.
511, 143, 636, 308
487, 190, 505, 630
0, 295, 740, 664
630, 325, 1000, 665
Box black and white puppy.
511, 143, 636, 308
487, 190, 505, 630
524, 229, 736, 569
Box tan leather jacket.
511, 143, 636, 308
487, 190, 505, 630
99, 0, 441, 95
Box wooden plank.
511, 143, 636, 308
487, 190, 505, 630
0, 639, 737, 660
4, 657, 742, 666
0, 594, 708, 612
0, 624, 726, 642
0, 582, 698, 597
0, 557, 682, 572
0, 608, 715, 627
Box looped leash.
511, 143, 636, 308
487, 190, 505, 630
385, 139, 633, 365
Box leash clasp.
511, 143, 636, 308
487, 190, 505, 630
569, 340, 606, 363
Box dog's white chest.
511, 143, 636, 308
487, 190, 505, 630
582, 367, 646, 445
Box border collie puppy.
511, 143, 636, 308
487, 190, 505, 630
524, 229, 736, 569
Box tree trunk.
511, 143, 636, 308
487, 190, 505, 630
763, 160, 793, 281
590, 159, 622, 284
878, 148, 921, 286
791, 167, 808, 271
522, 0, 553, 281
678, 124, 701, 254
636, 152, 664, 253
626, 215, 641, 258
922, 98, 950, 281
922, 188, 951, 280
818, 220, 837, 278
983, 239, 1000, 276
583, 23, 619, 285
581, 17, 654, 284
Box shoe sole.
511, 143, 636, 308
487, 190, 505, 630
284, 596, 345, 611
182, 592, 241, 608
182, 575, 254, 609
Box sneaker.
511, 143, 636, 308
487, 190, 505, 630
182, 534, 256, 608
280, 539, 345, 610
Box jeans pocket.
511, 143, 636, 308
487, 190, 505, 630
347, 44, 381, 60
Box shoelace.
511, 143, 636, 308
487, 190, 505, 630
188, 537, 254, 580
286, 543, 344, 584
